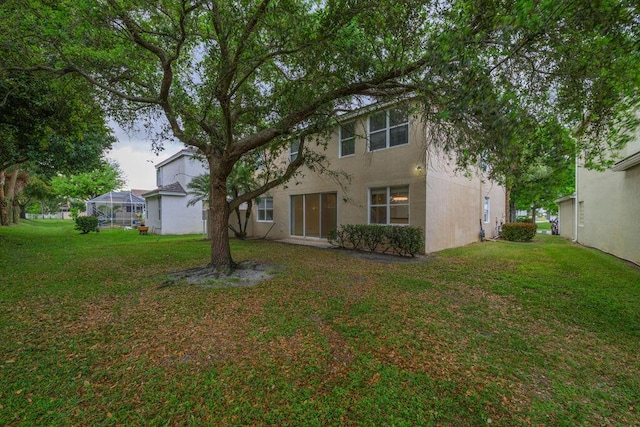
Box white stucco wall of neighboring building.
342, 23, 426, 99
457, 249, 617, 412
143, 149, 209, 235
576, 137, 640, 265
160, 195, 206, 235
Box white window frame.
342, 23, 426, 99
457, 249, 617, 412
368, 185, 410, 225
339, 121, 356, 157
367, 107, 409, 151
289, 140, 299, 162
483, 197, 490, 223
257, 196, 274, 222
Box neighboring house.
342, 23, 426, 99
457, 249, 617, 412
557, 135, 640, 265
142, 149, 208, 235
250, 102, 506, 254
85, 191, 146, 227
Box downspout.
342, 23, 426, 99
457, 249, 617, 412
573, 154, 579, 242
423, 149, 429, 254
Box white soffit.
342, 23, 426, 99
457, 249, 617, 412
612, 150, 640, 171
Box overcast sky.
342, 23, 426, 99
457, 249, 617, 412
106, 121, 182, 191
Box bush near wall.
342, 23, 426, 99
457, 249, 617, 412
74, 216, 99, 234
502, 222, 537, 242
329, 224, 424, 257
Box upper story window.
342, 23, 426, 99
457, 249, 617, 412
339, 121, 355, 157
368, 107, 408, 151
483, 197, 490, 223
289, 140, 300, 162
156, 169, 163, 187
256, 151, 266, 170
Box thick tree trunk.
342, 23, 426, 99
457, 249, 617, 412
0, 169, 7, 226
12, 198, 20, 224
0, 168, 19, 226
208, 170, 234, 273
6, 167, 20, 224
509, 199, 517, 223
505, 186, 517, 223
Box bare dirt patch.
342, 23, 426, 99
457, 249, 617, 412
158, 261, 281, 288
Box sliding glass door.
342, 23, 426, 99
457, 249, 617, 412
290, 193, 337, 238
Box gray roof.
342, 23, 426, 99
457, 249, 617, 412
141, 182, 187, 197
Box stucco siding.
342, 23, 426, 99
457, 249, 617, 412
145, 197, 161, 232
557, 198, 575, 239
157, 196, 205, 235
156, 151, 207, 188
145, 150, 209, 235
251, 112, 428, 241
250, 103, 505, 254
577, 138, 640, 264
425, 154, 505, 253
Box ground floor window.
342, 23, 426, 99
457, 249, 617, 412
290, 192, 337, 238
369, 186, 409, 225
257, 196, 273, 222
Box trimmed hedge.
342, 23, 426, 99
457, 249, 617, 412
329, 224, 424, 257
502, 222, 537, 242
75, 216, 99, 234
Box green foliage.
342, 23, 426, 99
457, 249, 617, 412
0, 73, 114, 174
51, 161, 125, 200
329, 224, 424, 257
502, 222, 537, 242
74, 216, 99, 234
387, 226, 425, 257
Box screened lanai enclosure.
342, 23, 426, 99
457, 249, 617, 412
85, 191, 146, 227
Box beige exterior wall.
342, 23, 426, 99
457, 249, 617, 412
556, 197, 575, 239
424, 153, 505, 252
251, 103, 505, 254
576, 137, 640, 265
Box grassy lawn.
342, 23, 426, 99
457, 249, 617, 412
535, 220, 552, 231
1, 220, 639, 426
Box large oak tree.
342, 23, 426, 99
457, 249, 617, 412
4, 0, 638, 271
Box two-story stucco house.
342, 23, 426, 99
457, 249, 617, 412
557, 133, 640, 265
250, 102, 506, 253
142, 149, 208, 235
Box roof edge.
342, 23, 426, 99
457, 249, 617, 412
554, 194, 576, 204
612, 150, 640, 171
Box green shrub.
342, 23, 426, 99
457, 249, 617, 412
502, 222, 537, 242
329, 224, 424, 257
74, 216, 99, 234
362, 225, 386, 252
343, 224, 365, 251
387, 226, 425, 257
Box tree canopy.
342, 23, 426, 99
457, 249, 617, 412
0, 65, 116, 225
4, 0, 638, 270
51, 160, 126, 201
